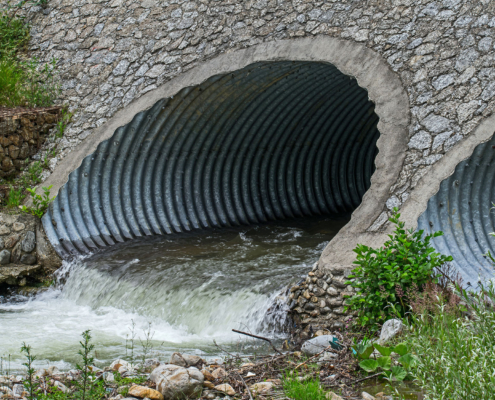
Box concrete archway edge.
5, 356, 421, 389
43, 36, 411, 269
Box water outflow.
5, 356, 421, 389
0, 218, 346, 371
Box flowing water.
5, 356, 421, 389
0, 217, 348, 372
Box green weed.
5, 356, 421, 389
20, 342, 37, 400
20, 185, 55, 218
6, 185, 25, 208
405, 282, 495, 400
282, 372, 328, 400
0, 8, 30, 60
0, 2, 60, 107
56, 108, 73, 139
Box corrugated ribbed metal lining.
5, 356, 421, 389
43, 61, 380, 257
418, 136, 495, 286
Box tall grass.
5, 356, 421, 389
405, 283, 495, 400
0, 9, 30, 59
282, 372, 328, 400
0, 57, 60, 107
0, 5, 60, 107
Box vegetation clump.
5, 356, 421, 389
345, 208, 453, 328
0, 0, 59, 107
20, 185, 54, 218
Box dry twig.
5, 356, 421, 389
232, 329, 283, 355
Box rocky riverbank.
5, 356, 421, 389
0, 332, 405, 400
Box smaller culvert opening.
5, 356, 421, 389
46, 61, 381, 256
418, 136, 495, 286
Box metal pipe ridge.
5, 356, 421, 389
417, 135, 495, 287
42, 61, 381, 258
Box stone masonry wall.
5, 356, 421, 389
288, 262, 354, 335
0, 108, 60, 179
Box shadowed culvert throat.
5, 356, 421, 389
43, 61, 381, 257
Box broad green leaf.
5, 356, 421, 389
390, 366, 407, 381
377, 356, 391, 370
373, 343, 392, 356
359, 359, 379, 373
398, 353, 417, 369
393, 343, 408, 356
353, 342, 374, 359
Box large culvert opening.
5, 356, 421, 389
44, 61, 381, 257
1, 61, 383, 368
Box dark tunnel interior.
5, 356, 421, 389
43, 61, 381, 257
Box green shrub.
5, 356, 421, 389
345, 208, 453, 328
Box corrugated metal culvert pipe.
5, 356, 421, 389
418, 136, 495, 287
43, 61, 381, 257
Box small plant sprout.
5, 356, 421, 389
56, 108, 73, 139
75, 330, 95, 400
20, 185, 55, 218
139, 322, 155, 368
127, 319, 136, 365
6, 185, 24, 208
20, 342, 37, 400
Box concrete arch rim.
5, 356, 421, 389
43, 35, 411, 265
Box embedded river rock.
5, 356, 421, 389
0, 213, 61, 286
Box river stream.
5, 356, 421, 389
0, 217, 347, 372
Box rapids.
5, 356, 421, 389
0, 217, 347, 371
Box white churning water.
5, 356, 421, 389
0, 218, 347, 371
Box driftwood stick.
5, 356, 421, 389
232, 329, 283, 355
235, 371, 253, 400
213, 339, 238, 359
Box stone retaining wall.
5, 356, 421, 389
0, 108, 61, 179
10, 0, 495, 324
288, 263, 354, 336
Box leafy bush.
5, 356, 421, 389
345, 209, 453, 327
405, 282, 495, 400
353, 340, 417, 382
20, 185, 55, 218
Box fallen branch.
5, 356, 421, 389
235, 371, 253, 400
213, 339, 239, 359
232, 329, 283, 355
